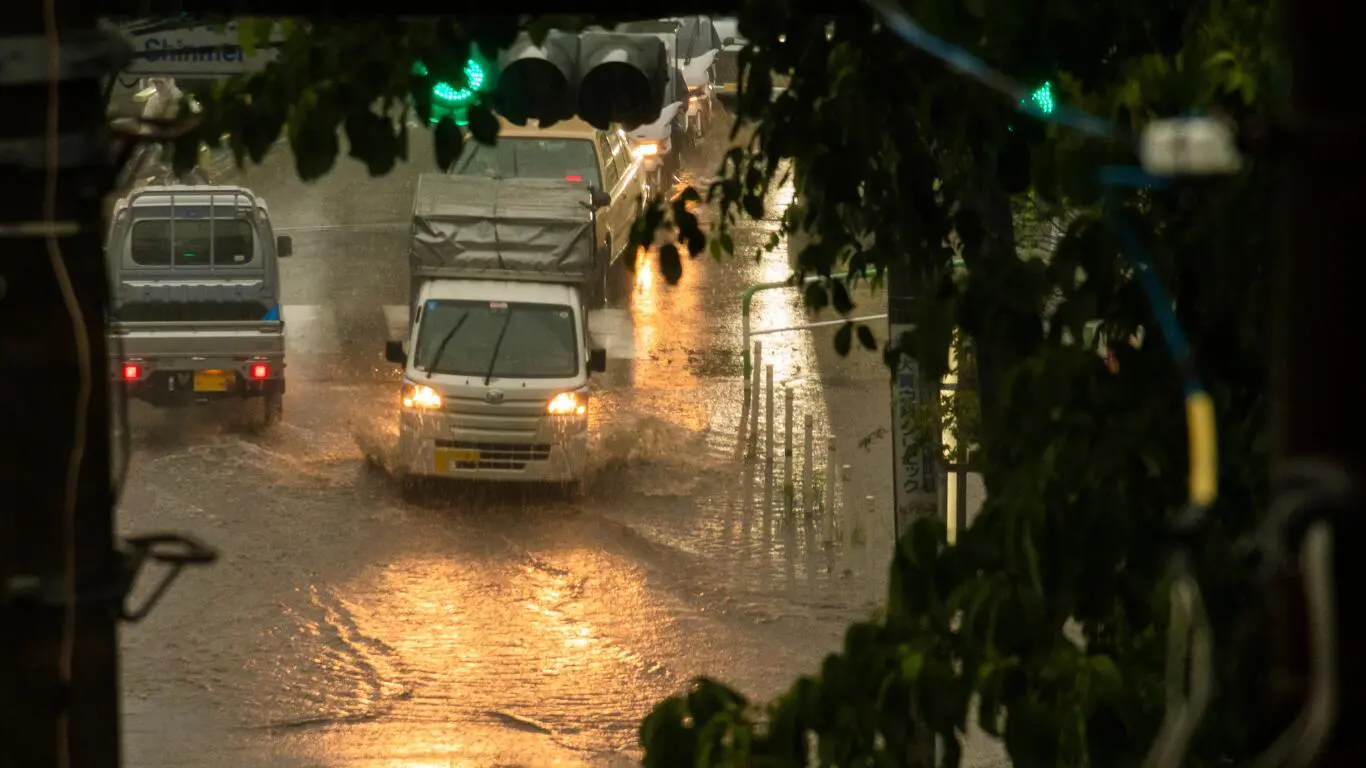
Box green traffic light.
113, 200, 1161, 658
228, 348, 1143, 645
1025, 81, 1055, 115
413, 57, 487, 123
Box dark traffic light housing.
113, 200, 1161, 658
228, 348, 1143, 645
490, 30, 671, 129
576, 31, 669, 130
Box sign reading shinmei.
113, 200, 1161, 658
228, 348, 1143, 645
120, 22, 281, 77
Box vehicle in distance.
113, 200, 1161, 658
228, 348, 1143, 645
105, 185, 293, 429
448, 116, 649, 304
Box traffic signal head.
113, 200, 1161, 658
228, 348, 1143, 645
1024, 81, 1055, 116
576, 32, 669, 130
413, 57, 489, 125
494, 30, 581, 126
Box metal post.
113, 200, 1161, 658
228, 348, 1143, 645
835, 464, 846, 546
824, 436, 838, 545
0, 14, 124, 767
764, 364, 775, 479
764, 364, 775, 521
748, 341, 762, 452
802, 413, 814, 520
783, 386, 794, 512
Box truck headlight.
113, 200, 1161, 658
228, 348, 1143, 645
633, 142, 660, 158
401, 381, 444, 410
547, 391, 587, 416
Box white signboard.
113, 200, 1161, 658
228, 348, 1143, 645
120, 21, 281, 77
889, 322, 940, 541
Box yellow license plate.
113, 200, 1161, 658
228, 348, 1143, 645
193, 370, 232, 392
435, 448, 480, 471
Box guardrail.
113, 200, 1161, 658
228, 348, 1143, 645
740, 271, 888, 384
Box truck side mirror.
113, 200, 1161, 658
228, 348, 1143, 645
276, 235, 293, 257
589, 188, 611, 210
384, 340, 407, 365
588, 347, 607, 373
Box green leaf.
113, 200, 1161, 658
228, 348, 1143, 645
466, 100, 500, 146
741, 193, 765, 220
287, 89, 340, 182
658, 244, 683, 284
857, 324, 877, 350
236, 17, 275, 56
346, 110, 398, 176
686, 677, 747, 726
640, 695, 696, 766
831, 278, 855, 314
1087, 654, 1123, 703
630, 197, 667, 256
433, 116, 464, 172
675, 210, 707, 257
803, 281, 829, 312
834, 322, 853, 356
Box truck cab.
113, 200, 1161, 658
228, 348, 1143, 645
105, 185, 292, 429
387, 280, 606, 488
385, 175, 609, 491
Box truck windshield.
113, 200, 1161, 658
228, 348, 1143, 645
450, 137, 601, 188
129, 218, 255, 267
414, 300, 579, 379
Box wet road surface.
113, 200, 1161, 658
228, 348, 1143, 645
116, 112, 1003, 766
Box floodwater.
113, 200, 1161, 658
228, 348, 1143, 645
115, 109, 1000, 767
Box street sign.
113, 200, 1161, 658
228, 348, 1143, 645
889, 322, 940, 541
119, 21, 280, 77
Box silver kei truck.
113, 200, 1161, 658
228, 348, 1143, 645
105, 185, 294, 429
383, 174, 610, 493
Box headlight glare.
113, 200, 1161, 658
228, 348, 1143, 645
547, 391, 587, 416
402, 381, 444, 410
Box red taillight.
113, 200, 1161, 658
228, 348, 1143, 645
121, 363, 140, 381
250, 363, 270, 379
565, 175, 583, 182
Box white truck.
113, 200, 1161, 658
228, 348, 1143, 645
383, 174, 609, 493
106, 185, 293, 429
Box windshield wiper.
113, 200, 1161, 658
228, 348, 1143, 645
483, 308, 515, 385
423, 312, 468, 379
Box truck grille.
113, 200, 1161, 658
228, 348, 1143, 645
434, 439, 552, 470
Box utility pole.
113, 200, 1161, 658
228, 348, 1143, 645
887, 255, 941, 768
0, 3, 123, 766
1270, 0, 1366, 764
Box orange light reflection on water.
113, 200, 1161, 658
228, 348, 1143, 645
319, 547, 672, 758
748, 174, 817, 389
628, 245, 709, 432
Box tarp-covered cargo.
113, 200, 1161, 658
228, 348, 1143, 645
408, 174, 595, 284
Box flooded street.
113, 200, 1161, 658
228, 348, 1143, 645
114, 114, 942, 766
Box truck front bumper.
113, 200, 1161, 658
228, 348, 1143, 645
395, 411, 589, 483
